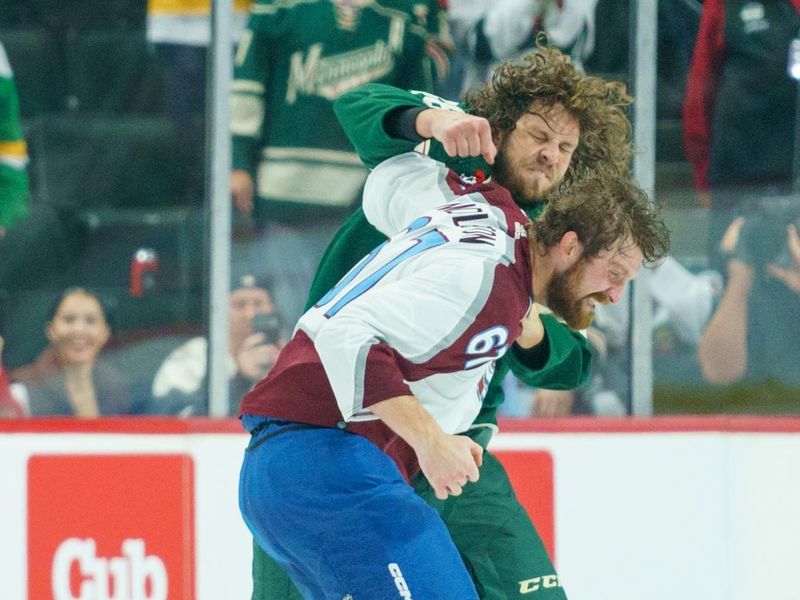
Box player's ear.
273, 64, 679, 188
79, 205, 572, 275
558, 231, 581, 259
493, 128, 504, 147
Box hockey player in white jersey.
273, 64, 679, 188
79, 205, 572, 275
238, 152, 669, 600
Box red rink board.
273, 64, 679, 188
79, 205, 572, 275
27, 454, 195, 600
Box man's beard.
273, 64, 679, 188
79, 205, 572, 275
492, 144, 553, 206
545, 260, 610, 330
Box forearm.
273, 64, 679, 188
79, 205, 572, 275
697, 288, 750, 384
370, 393, 482, 500
697, 261, 752, 384
370, 394, 444, 450
333, 84, 428, 168
509, 315, 591, 389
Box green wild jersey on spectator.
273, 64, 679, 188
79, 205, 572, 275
230, 0, 438, 223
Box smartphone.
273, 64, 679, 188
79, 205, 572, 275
251, 313, 282, 344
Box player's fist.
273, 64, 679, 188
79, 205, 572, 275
416, 432, 483, 500
416, 110, 497, 165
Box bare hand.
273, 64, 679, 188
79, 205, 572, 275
516, 302, 545, 349
696, 190, 711, 209
416, 109, 496, 165
236, 333, 280, 381
415, 432, 483, 500
231, 169, 255, 216
532, 388, 574, 418
720, 216, 746, 255
767, 224, 800, 296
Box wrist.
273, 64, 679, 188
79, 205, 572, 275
415, 109, 438, 139
516, 327, 545, 349
370, 394, 442, 449
384, 106, 426, 142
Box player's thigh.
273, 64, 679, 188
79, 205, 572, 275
241, 425, 478, 600
415, 450, 567, 599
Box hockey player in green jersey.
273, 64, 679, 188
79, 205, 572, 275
249, 45, 634, 599
0, 41, 29, 236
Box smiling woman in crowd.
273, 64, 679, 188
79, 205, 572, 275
3, 287, 131, 417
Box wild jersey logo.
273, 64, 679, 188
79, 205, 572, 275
286, 20, 406, 104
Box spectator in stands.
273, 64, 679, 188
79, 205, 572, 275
150, 272, 283, 416
0, 335, 24, 418
683, 0, 800, 271
7, 288, 131, 417
146, 0, 252, 204
768, 223, 800, 296
442, 0, 598, 97
698, 209, 800, 401
229, 0, 445, 326
0, 40, 29, 237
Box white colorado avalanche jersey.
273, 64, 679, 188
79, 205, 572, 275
240, 152, 532, 456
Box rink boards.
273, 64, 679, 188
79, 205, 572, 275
1, 416, 799, 600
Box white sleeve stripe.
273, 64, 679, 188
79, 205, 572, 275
349, 340, 373, 418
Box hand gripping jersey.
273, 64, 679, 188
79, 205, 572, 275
239, 152, 533, 475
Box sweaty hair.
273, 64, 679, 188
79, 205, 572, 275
465, 42, 632, 187
529, 174, 671, 265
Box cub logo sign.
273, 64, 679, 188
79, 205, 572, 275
493, 451, 555, 559
27, 455, 195, 600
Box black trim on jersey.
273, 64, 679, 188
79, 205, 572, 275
384, 106, 426, 143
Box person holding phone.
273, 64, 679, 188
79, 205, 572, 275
150, 272, 284, 416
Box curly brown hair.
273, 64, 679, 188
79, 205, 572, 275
465, 43, 632, 187
530, 173, 671, 265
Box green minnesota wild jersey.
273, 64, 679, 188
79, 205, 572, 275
306, 83, 591, 430
230, 0, 437, 222
0, 42, 29, 229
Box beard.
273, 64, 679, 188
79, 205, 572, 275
544, 260, 610, 330
492, 143, 556, 206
